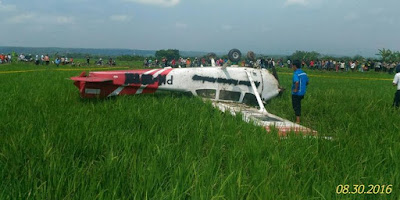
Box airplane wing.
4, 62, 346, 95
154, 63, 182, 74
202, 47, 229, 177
211, 101, 317, 137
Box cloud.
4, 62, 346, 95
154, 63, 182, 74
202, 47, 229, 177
6, 13, 35, 24
283, 0, 324, 7
110, 15, 131, 22
379, 17, 394, 25
175, 22, 187, 29
0, 0, 16, 12
221, 25, 233, 31
261, 26, 271, 32
123, 0, 180, 7
369, 8, 384, 15
344, 13, 359, 21
56, 16, 75, 24
284, 0, 309, 6
6, 13, 75, 25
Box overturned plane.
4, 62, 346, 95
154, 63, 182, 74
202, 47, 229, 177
71, 49, 316, 136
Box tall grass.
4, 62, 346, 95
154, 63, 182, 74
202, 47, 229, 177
0, 62, 399, 199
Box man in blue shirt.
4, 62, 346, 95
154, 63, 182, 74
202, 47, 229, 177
291, 60, 309, 123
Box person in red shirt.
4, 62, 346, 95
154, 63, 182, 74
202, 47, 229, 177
0, 54, 5, 63
44, 54, 50, 65
186, 58, 191, 67
201, 58, 206, 66
171, 58, 176, 68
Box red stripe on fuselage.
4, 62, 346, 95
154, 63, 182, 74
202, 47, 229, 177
142, 68, 174, 94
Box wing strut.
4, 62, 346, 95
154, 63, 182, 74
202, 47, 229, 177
245, 70, 268, 113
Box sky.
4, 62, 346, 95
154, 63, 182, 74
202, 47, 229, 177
1, 0, 399, 57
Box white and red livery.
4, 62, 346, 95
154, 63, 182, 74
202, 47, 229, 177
71, 67, 279, 101
71, 53, 317, 136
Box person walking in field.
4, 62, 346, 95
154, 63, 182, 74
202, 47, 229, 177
340, 61, 345, 71
35, 55, 40, 65
44, 54, 50, 65
393, 65, 400, 108
350, 61, 356, 72
40, 55, 44, 65
291, 60, 309, 123
186, 58, 191, 68
171, 58, 176, 68
55, 57, 61, 67
7, 54, 11, 63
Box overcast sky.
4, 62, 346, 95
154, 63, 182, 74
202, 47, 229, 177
1, 0, 399, 56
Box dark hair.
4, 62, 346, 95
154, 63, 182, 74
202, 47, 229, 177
292, 60, 301, 68
396, 65, 400, 73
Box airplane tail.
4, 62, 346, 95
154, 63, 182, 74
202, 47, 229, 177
70, 71, 115, 98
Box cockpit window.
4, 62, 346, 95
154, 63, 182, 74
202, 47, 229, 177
242, 93, 258, 105
196, 89, 216, 99
219, 90, 241, 101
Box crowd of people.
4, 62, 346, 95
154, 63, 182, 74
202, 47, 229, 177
295, 59, 399, 74
249, 58, 399, 75
0, 53, 119, 67
0, 53, 12, 64
92, 57, 116, 66
143, 56, 400, 75
143, 57, 284, 68
144, 57, 213, 68
3, 52, 400, 76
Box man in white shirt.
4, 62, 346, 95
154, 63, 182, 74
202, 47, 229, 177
393, 65, 400, 107
340, 61, 345, 71
350, 61, 356, 72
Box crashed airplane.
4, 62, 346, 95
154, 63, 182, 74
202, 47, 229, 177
70, 49, 316, 136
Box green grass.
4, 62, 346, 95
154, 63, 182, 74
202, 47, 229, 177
0, 62, 399, 199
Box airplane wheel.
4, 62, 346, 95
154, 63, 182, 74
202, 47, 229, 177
228, 49, 241, 62
247, 51, 256, 61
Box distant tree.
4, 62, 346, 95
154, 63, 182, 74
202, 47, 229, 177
290, 51, 305, 61
382, 50, 400, 62
392, 51, 400, 62
335, 56, 352, 62
307, 51, 321, 61
376, 48, 392, 62
352, 55, 364, 62
155, 49, 180, 60
290, 50, 320, 62
116, 55, 145, 61
321, 55, 335, 61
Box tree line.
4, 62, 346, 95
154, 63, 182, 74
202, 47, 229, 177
288, 49, 400, 63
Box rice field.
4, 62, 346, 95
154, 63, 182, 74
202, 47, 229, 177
0, 62, 399, 199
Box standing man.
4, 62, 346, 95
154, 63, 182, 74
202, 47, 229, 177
393, 65, 400, 108
44, 54, 50, 65
291, 60, 309, 123
287, 59, 291, 68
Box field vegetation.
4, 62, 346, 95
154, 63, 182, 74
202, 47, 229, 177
0, 61, 399, 199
